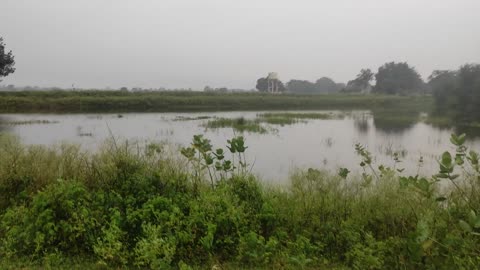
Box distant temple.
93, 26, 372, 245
267, 72, 281, 93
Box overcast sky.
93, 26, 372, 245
1, 0, 480, 89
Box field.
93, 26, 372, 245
0, 90, 433, 113
0, 133, 479, 269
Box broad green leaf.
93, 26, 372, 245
458, 133, 466, 145
468, 210, 477, 225
441, 152, 452, 166
475, 217, 480, 229
459, 220, 472, 232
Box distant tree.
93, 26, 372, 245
345, 69, 374, 93
428, 70, 457, 112
455, 64, 480, 122
287, 77, 340, 94
0, 37, 15, 82
335, 82, 346, 91
430, 64, 480, 123
286, 80, 316, 93
315, 77, 338, 93
203, 86, 213, 92
256, 77, 268, 92
374, 62, 424, 94
120, 87, 129, 91
256, 77, 286, 92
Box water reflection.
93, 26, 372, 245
1, 111, 479, 183
371, 111, 417, 134
353, 114, 370, 134
0, 117, 10, 133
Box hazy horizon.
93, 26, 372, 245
1, 0, 480, 89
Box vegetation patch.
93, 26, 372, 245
173, 115, 212, 121
3, 119, 59, 125
0, 133, 478, 269
258, 112, 341, 120
203, 117, 269, 134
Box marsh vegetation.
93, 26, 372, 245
0, 133, 479, 269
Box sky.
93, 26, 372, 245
1, 0, 480, 89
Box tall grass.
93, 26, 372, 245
0, 90, 432, 113
0, 133, 478, 269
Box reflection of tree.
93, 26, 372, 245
353, 115, 370, 134
423, 118, 480, 140
0, 116, 10, 133
372, 110, 417, 134
451, 125, 480, 139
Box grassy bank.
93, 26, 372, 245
0, 90, 432, 113
0, 133, 479, 269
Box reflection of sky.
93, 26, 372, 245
1, 111, 479, 184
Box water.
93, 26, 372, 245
1, 111, 479, 183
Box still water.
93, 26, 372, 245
1, 111, 479, 183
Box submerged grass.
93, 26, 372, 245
3, 119, 59, 125
258, 112, 341, 120
203, 117, 269, 133
173, 115, 212, 121
0, 133, 479, 269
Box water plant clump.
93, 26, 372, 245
203, 117, 269, 134
173, 115, 212, 121
258, 112, 341, 120
0, 133, 478, 269
3, 119, 59, 125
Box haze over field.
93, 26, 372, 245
1, 0, 480, 89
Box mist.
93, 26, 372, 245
1, 0, 480, 89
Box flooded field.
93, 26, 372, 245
1, 111, 479, 182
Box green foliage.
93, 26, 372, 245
345, 69, 374, 93
0, 180, 98, 257
203, 117, 269, 134
430, 64, 480, 125
0, 133, 479, 269
286, 77, 341, 94
0, 37, 15, 80
374, 62, 425, 95
345, 233, 386, 270
256, 77, 286, 92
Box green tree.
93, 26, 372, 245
373, 62, 424, 94
286, 79, 316, 93
428, 70, 457, 113
345, 69, 374, 93
256, 77, 286, 92
456, 64, 480, 123
430, 64, 480, 124
256, 77, 268, 92
0, 37, 15, 82
315, 77, 339, 93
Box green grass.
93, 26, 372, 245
258, 112, 341, 120
203, 117, 269, 133
0, 133, 478, 269
2, 119, 59, 125
0, 90, 433, 113
173, 115, 213, 121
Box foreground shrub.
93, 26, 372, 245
0, 133, 478, 269
1, 180, 98, 257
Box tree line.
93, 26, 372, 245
429, 64, 480, 124
256, 62, 430, 95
